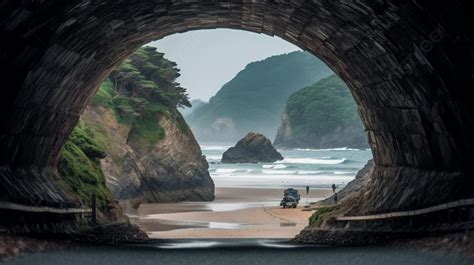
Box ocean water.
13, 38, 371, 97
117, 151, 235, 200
201, 145, 373, 190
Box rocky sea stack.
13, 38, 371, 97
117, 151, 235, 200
221, 133, 283, 163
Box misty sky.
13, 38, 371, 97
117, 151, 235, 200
149, 29, 300, 101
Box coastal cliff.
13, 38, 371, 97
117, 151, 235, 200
186, 51, 332, 142
274, 75, 368, 149
81, 104, 214, 205
59, 47, 214, 211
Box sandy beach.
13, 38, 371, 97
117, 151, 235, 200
129, 187, 332, 239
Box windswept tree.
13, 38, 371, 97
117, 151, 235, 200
106, 46, 191, 123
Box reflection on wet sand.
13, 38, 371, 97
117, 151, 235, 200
129, 187, 332, 239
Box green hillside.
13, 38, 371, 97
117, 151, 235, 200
186, 51, 332, 142
274, 75, 368, 149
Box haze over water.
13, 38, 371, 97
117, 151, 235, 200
202, 144, 373, 190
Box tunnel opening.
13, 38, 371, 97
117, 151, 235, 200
1, 1, 473, 239
69, 28, 373, 239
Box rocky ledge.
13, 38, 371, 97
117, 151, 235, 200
221, 133, 283, 163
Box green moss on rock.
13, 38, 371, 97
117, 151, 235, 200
128, 114, 166, 151
58, 122, 112, 210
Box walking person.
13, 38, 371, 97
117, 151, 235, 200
306, 185, 310, 195
331, 183, 336, 193
333, 192, 338, 204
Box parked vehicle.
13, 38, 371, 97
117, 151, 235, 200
283, 188, 300, 203
280, 188, 300, 208
280, 196, 298, 208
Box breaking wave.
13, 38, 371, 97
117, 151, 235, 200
201, 145, 231, 151
262, 164, 288, 169
262, 170, 297, 175
294, 147, 361, 152
276, 158, 347, 165
205, 155, 222, 160
296, 170, 324, 175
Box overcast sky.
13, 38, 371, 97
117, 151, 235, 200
149, 29, 300, 101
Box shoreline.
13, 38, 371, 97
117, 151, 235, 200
131, 187, 333, 239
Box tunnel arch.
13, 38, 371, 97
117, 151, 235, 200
0, 0, 473, 215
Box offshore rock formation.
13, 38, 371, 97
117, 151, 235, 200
222, 133, 283, 163
274, 75, 368, 149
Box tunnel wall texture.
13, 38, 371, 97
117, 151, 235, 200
0, 0, 473, 214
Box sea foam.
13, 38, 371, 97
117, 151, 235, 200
215, 168, 239, 173
205, 155, 222, 160
294, 147, 360, 152
277, 158, 346, 165
201, 145, 231, 151
262, 169, 297, 175
262, 164, 288, 169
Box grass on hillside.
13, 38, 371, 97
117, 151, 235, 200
308, 206, 342, 226
58, 121, 113, 210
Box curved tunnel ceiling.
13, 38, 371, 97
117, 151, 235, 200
0, 0, 473, 214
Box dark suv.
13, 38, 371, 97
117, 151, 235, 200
283, 188, 300, 202
280, 188, 301, 208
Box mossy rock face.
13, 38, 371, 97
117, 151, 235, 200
58, 122, 112, 210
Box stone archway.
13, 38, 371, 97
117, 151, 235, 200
0, 0, 473, 215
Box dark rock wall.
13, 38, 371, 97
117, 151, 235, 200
0, 1, 473, 214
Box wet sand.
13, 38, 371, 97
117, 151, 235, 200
129, 187, 332, 239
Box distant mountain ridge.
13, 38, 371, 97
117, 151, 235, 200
186, 51, 333, 142
180, 99, 205, 116
274, 75, 368, 149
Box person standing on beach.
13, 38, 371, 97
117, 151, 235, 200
334, 192, 338, 204
332, 183, 336, 193
306, 185, 309, 195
